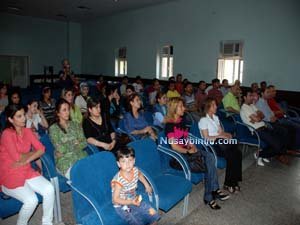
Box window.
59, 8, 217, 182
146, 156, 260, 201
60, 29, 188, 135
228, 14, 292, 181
115, 47, 127, 76
217, 41, 244, 84
157, 45, 173, 79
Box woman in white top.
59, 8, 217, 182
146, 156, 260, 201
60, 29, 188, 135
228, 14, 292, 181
26, 100, 48, 136
199, 97, 242, 193
75, 82, 90, 114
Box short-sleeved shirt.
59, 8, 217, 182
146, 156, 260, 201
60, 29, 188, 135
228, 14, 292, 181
222, 92, 240, 112
182, 93, 196, 111
111, 167, 139, 207
240, 104, 265, 131
82, 117, 114, 144
198, 114, 221, 136
0, 128, 45, 189
39, 99, 56, 123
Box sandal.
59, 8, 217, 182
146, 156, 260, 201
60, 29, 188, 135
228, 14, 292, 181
234, 185, 241, 192
223, 185, 236, 194
204, 200, 221, 210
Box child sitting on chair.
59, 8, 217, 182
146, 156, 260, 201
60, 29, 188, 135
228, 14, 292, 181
111, 146, 160, 225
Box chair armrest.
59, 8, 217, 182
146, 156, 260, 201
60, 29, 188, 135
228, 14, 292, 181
157, 145, 191, 180
40, 154, 57, 179
67, 181, 104, 225
116, 128, 137, 141
86, 144, 104, 155
188, 133, 218, 167
137, 168, 159, 211
286, 109, 299, 118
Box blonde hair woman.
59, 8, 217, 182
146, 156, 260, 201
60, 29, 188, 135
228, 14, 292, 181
164, 97, 229, 210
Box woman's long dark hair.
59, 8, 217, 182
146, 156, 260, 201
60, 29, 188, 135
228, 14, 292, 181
5, 104, 25, 129
126, 93, 141, 115
55, 98, 70, 134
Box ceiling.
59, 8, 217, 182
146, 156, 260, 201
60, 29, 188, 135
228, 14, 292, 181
0, 0, 176, 22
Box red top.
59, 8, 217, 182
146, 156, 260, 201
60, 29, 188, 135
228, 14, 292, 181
207, 88, 223, 105
267, 98, 284, 118
0, 128, 45, 190
175, 82, 183, 95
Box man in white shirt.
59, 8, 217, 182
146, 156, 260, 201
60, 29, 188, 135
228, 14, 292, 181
240, 90, 288, 165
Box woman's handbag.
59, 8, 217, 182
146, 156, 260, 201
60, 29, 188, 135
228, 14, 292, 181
170, 151, 206, 173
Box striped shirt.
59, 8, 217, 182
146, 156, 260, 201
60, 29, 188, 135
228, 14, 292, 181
111, 167, 139, 207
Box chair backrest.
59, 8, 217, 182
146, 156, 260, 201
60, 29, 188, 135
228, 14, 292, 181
70, 152, 118, 217
128, 138, 162, 178
231, 114, 253, 139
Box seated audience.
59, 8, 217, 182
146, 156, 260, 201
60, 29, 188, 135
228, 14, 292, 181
8, 89, 21, 106
132, 76, 144, 94
26, 99, 48, 136
196, 80, 207, 109
0, 83, 8, 113
164, 97, 229, 210
75, 82, 90, 114
120, 76, 129, 96
166, 80, 181, 99
182, 82, 201, 121
222, 85, 241, 114
61, 88, 82, 124
153, 92, 167, 129
39, 87, 56, 125
103, 85, 122, 129
260, 81, 267, 93
148, 79, 161, 105
58, 59, 74, 89
207, 78, 223, 105
112, 147, 160, 225
49, 99, 87, 178
220, 79, 230, 96
251, 82, 259, 93
124, 93, 156, 140
199, 98, 242, 193
240, 91, 289, 166
255, 87, 300, 150
83, 97, 118, 152
175, 73, 184, 94
0, 104, 54, 225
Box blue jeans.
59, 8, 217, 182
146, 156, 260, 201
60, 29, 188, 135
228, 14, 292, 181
199, 149, 220, 202
115, 201, 160, 225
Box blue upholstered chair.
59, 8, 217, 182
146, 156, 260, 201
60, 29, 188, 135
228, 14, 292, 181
69, 152, 158, 225
157, 131, 205, 185
230, 114, 267, 160
128, 138, 193, 216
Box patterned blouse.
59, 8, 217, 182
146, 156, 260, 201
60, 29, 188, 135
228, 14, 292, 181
49, 121, 87, 174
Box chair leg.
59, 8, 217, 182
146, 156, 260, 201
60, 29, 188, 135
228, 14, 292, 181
183, 194, 189, 217
53, 177, 63, 223
50, 178, 59, 224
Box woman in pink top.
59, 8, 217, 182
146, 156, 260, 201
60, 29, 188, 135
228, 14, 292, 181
0, 104, 54, 225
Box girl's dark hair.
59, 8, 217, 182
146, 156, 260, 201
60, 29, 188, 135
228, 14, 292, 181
8, 89, 21, 105
26, 99, 39, 112
116, 146, 135, 161
126, 85, 135, 92
156, 92, 166, 103
5, 104, 25, 129
105, 85, 118, 97
126, 93, 140, 113
87, 97, 100, 117
55, 98, 70, 134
